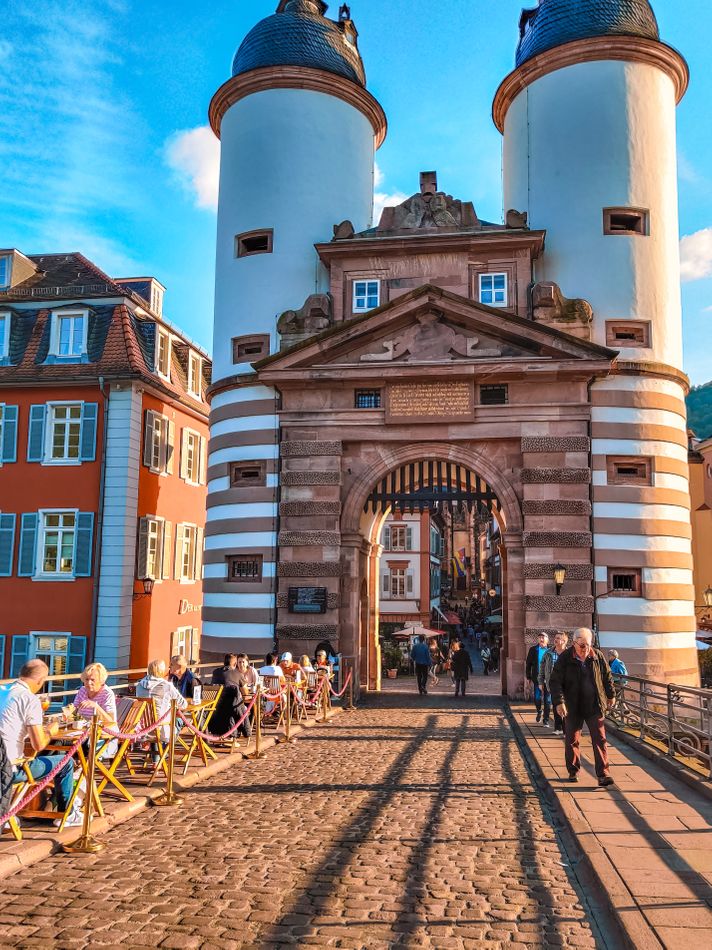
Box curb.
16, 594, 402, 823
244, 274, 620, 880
0, 706, 344, 882
506, 703, 663, 950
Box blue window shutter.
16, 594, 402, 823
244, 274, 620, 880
0, 635, 5, 677
67, 636, 87, 675
18, 513, 38, 577
80, 402, 98, 462
1, 405, 18, 462
10, 635, 30, 678
74, 512, 94, 576
0, 513, 16, 576
27, 405, 46, 462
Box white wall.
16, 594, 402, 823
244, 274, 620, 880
213, 87, 376, 383
503, 59, 683, 368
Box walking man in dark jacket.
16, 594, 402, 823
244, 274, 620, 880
451, 642, 474, 697
549, 628, 616, 787
525, 632, 551, 724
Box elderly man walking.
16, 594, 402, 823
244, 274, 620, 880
549, 628, 616, 787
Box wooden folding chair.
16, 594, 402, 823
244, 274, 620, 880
288, 677, 308, 723
3, 757, 38, 841
174, 687, 223, 774
261, 675, 286, 730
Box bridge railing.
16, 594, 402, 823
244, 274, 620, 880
607, 674, 712, 780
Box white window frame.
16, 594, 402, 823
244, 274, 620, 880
36, 509, 78, 580
0, 256, 10, 289
151, 285, 164, 316
478, 273, 508, 308
390, 568, 407, 599
181, 428, 203, 485
0, 403, 4, 464
49, 309, 89, 359
390, 526, 408, 552
31, 633, 70, 692
155, 328, 171, 379
177, 523, 198, 582
352, 279, 380, 314
172, 626, 200, 664
44, 401, 83, 465
0, 312, 9, 359
187, 352, 202, 399
145, 517, 163, 580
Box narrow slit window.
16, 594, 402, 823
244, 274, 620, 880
604, 208, 649, 236
236, 229, 273, 258
608, 568, 641, 596
230, 461, 266, 487
228, 554, 263, 582
607, 456, 652, 486
232, 334, 269, 363
606, 321, 651, 348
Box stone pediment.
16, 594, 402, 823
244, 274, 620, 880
255, 285, 617, 376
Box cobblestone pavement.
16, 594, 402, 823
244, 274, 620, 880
0, 691, 603, 949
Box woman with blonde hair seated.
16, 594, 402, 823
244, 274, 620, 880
73, 663, 117, 729
136, 659, 188, 741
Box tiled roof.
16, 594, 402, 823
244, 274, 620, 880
232, 0, 366, 87
0, 252, 124, 301
516, 0, 660, 67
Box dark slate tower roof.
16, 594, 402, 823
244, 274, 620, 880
232, 0, 366, 87
516, 0, 660, 67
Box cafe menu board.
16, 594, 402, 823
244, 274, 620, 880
288, 587, 328, 614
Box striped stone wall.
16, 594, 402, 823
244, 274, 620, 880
202, 383, 279, 656
590, 373, 697, 683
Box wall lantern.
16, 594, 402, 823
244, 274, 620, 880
553, 564, 566, 596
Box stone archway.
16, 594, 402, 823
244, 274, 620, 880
340, 443, 525, 695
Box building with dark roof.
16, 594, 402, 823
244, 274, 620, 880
0, 249, 211, 679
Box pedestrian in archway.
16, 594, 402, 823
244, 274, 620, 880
526, 632, 550, 723
451, 641, 473, 697
549, 628, 616, 787
480, 643, 492, 676
539, 632, 569, 733
410, 636, 431, 696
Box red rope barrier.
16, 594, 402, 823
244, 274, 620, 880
328, 670, 353, 698
0, 732, 88, 827
102, 710, 171, 741
178, 694, 257, 742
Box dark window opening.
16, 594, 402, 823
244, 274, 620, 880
230, 461, 267, 487
480, 384, 508, 406
608, 568, 641, 596
355, 390, 382, 409
227, 554, 263, 582
606, 321, 651, 348
604, 208, 649, 236
236, 229, 273, 258
232, 334, 270, 363
607, 456, 652, 486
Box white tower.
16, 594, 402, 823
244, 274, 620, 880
204, 0, 386, 657
494, 0, 697, 683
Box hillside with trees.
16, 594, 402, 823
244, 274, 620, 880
688, 381, 712, 439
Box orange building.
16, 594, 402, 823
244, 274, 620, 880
0, 249, 210, 684
689, 435, 712, 633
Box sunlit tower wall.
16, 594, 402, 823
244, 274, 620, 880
494, 0, 697, 683
204, 0, 386, 657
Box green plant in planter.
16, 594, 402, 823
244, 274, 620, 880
381, 642, 403, 671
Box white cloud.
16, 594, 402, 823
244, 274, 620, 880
165, 125, 221, 211
680, 228, 712, 282
372, 162, 408, 226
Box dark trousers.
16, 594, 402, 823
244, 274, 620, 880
565, 712, 610, 778
415, 664, 429, 694
454, 677, 467, 696
553, 708, 564, 732
534, 685, 551, 723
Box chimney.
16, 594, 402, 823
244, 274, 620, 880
420, 171, 438, 196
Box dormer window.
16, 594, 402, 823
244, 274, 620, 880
0, 313, 9, 359
353, 280, 380, 313
151, 284, 164, 315
156, 328, 171, 379
187, 351, 202, 399
50, 310, 88, 359
0, 256, 10, 289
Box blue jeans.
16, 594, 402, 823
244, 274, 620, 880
534, 686, 551, 721
13, 755, 75, 812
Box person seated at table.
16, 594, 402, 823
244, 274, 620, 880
136, 660, 187, 742
73, 662, 118, 757
169, 655, 201, 700
212, 654, 238, 686
258, 653, 285, 716
300, 654, 315, 675
209, 655, 256, 742
235, 654, 259, 695
0, 660, 81, 827
280, 653, 305, 685
314, 650, 333, 678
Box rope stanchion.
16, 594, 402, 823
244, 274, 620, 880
247, 686, 264, 760
177, 694, 257, 743
152, 699, 183, 808
328, 670, 353, 700
0, 731, 88, 828
277, 684, 298, 744
63, 711, 104, 854
102, 710, 171, 742
345, 668, 355, 711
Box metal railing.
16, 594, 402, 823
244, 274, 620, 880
607, 674, 712, 780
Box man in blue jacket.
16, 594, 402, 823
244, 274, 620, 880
410, 636, 432, 695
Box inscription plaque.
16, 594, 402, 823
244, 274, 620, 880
288, 587, 328, 615
386, 381, 474, 422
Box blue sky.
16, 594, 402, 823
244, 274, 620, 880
1, 0, 710, 383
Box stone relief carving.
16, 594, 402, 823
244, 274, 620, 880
532, 281, 593, 340
278, 293, 333, 348
358, 312, 502, 363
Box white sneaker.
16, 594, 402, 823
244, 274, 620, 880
554, 729, 563, 736
54, 804, 83, 829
